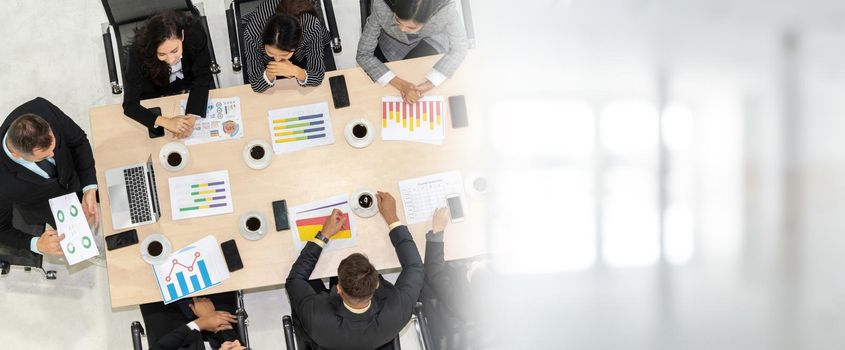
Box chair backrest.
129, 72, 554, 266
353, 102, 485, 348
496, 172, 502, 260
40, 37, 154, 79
233, 0, 337, 84
102, 0, 194, 25
101, 0, 202, 77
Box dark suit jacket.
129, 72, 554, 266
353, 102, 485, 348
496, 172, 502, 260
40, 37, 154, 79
122, 19, 212, 130
151, 325, 205, 350
0, 97, 97, 250
286, 225, 425, 350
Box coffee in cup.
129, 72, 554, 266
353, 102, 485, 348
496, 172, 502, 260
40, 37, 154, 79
358, 193, 373, 208
352, 123, 368, 139
148, 241, 163, 257
246, 217, 261, 232
167, 152, 183, 167
250, 145, 265, 160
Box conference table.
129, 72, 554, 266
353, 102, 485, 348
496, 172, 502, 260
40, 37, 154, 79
90, 52, 488, 308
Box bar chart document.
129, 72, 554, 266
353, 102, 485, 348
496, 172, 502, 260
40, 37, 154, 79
399, 171, 465, 225
48, 193, 100, 265
381, 96, 446, 144
179, 97, 244, 145
169, 170, 234, 220
152, 235, 230, 304
267, 102, 334, 154
289, 194, 358, 254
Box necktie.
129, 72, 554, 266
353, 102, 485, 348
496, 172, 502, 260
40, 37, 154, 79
36, 159, 57, 178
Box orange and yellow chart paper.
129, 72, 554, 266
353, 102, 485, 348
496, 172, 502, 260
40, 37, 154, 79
289, 194, 358, 253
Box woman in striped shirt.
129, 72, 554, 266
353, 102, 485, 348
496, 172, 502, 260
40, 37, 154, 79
243, 0, 330, 93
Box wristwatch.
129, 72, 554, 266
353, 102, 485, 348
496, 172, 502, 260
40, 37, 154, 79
314, 231, 329, 244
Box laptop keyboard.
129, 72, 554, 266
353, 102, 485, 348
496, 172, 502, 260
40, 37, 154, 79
123, 166, 152, 224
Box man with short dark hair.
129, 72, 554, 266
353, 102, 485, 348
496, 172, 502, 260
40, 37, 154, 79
0, 97, 99, 256
285, 191, 424, 349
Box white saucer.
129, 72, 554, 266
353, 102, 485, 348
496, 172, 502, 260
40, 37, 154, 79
243, 139, 273, 170
159, 142, 190, 172
239, 211, 268, 241
140, 233, 172, 265
344, 119, 374, 148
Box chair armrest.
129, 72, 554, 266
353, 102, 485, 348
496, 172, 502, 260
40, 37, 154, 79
283, 315, 296, 350
322, 0, 342, 53
414, 302, 434, 349
102, 27, 122, 94
198, 15, 221, 74
130, 321, 145, 350
359, 0, 371, 32
225, 7, 242, 71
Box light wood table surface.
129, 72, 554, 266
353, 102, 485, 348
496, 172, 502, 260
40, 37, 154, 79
90, 53, 488, 308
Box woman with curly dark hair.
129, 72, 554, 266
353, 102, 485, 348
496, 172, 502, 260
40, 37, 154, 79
122, 11, 212, 138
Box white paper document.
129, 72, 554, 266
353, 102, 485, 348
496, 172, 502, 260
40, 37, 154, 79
48, 193, 100, 265
151, 235, 230, 304
267, 102, 334, 154
180, 97, 244, 145
399, 171, 465, 225
381, 96, 446, 144
168, 170, 234, 220
289, 194, 357, 253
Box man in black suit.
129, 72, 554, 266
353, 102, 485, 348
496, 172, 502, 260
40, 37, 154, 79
143, 294, 245, 350
286, 191, 425, 350
0, 97, 99, 256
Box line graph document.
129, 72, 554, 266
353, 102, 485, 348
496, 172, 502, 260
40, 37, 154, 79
151, 235, 230, 304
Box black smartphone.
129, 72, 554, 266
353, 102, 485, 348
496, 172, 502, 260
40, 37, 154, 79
147, 107, 165, 139
273, 199, 290, 231
106, 229, 139, 251
329, 75, 350, 109
221, 239, 244, 272
448, 95, 468, 128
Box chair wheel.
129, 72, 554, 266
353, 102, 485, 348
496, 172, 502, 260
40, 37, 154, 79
46, 271, 57, 280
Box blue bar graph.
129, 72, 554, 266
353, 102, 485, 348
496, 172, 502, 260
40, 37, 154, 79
161, 257, 216, 304
167, 283, 178, 301
198, 260, 211, 287
190, 275, 201, 291
177, 272, 189, 295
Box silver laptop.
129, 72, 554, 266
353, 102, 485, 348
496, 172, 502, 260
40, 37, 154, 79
105, 155, 162, 230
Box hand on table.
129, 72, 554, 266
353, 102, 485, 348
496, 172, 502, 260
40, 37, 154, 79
158, 115, 195, 138
82, 189, 99, 229
321, 209, 347, 239
36, 228, 65, 256
389, 76, 421, 104
415, 80, 435, 95
432, 207, 450, 233
377, 191, 399, 225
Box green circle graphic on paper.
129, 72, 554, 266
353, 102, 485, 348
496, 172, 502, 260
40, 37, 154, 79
82, 236, 92, 248
70, 205, 79, 217
57, 210, 65, 223
67, 243, 76, 254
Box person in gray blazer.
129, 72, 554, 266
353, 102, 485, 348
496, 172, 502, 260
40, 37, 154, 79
357, 0, 468, 104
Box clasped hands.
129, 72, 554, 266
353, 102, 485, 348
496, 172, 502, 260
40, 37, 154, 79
390, 77, 434, 105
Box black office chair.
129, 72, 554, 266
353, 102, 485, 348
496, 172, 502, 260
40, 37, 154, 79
359, 0, 476, 48
0, 207, 57, 280
281, 301, 433, 350
100, 0, 222, 95
225, 0, 341, 84
131, 291, 251, 349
